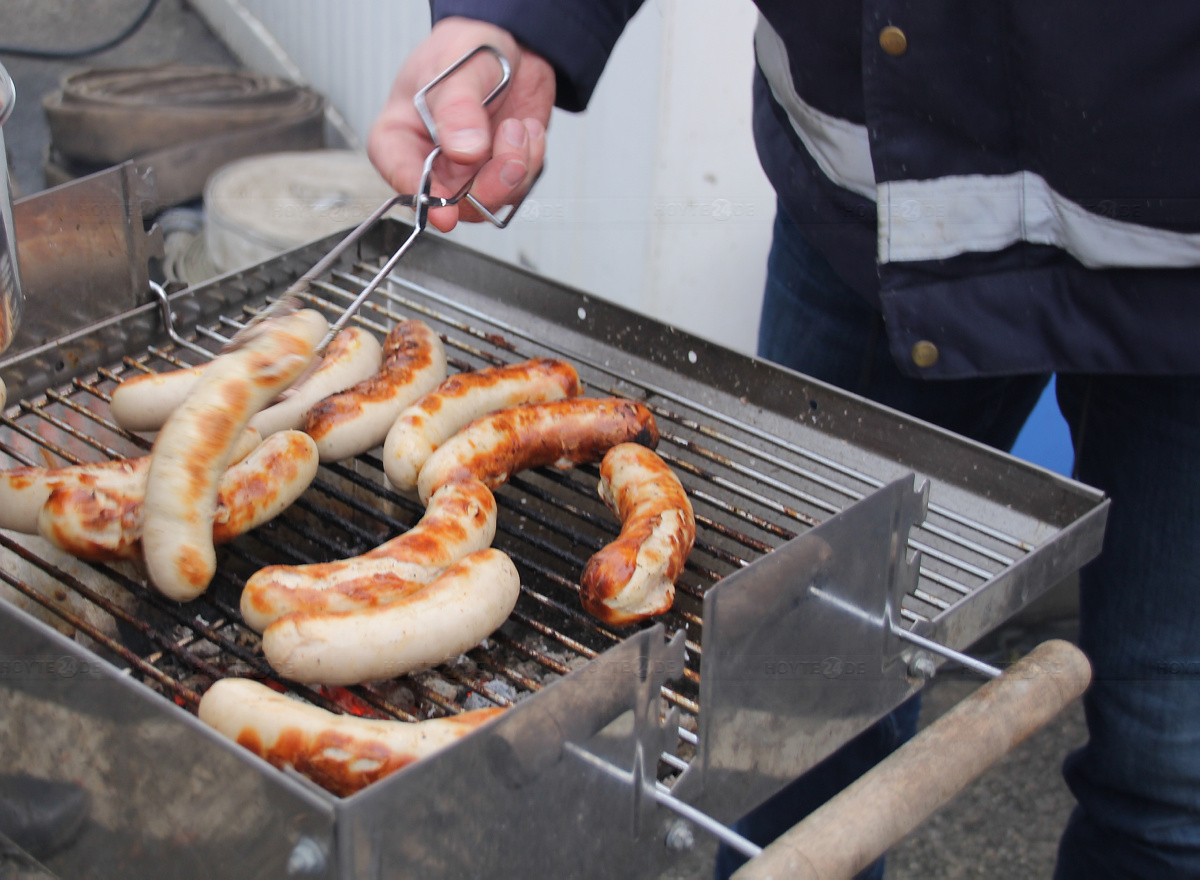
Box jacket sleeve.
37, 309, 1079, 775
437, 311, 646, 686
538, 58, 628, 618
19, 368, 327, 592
431, 0, 646, 111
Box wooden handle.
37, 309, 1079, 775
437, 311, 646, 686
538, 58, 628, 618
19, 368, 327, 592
731, 639, 1091, 880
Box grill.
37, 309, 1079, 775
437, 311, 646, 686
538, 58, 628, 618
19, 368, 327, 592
0, 212, 1108, 879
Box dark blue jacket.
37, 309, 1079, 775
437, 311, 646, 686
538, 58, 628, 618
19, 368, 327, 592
433, 1, 1200, 377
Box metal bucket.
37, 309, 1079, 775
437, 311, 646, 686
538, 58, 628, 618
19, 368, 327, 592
0, 62, 23, 355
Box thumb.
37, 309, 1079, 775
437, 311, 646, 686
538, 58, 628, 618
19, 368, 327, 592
423, 53, 506, 164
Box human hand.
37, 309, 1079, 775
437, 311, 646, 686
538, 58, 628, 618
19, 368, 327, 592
368, 17, 554, 233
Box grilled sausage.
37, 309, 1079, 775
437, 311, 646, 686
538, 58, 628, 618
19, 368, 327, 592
109, 327, 384, 436
142, 309, 326, 602
579, 444, 695, 626
109, 364, 207, 432
415, 397, 659, 504
382, 357, 582, 493
248, 327, 383, 437
303, 320, 446, 462
240, 478, 497, 632
198, 677, 504, 796
38, 430, 318, 562
262, 548, 521, 685
0, 427, 263, 535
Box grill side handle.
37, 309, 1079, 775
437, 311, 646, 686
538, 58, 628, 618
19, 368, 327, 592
730, 639, 1091, 880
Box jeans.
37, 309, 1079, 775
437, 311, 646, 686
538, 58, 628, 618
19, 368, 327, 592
716, 205, 1200, 878
1053, 372, 1200, 880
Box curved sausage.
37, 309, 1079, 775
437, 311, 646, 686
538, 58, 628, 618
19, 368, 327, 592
303, 320, 446, 462
198, 677, 504, 796
248, 327, 383, 437
142, 309, 326, 602
1, 458, 148, 535
240, 478, 497, 632
0, 427, 263, 535
382, 357, 581, 493
38, 430, 318, 562
110, 327, 384, 436
579, 444, 695, 626
262, 548, 521, 685
415, 397, 659, 505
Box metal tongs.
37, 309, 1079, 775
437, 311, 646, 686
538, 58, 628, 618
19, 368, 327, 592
223, 45, 534, 356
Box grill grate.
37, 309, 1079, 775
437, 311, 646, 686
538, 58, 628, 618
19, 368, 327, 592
0, 252, 1037, 777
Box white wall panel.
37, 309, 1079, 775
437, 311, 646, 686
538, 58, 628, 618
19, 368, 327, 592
205, 0, 773, 354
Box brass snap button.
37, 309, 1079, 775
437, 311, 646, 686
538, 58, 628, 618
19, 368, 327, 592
911, 340, 938, 368
879, 26, 908, 57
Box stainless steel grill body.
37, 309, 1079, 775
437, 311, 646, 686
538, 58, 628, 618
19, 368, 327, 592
0, 220, 1107, 878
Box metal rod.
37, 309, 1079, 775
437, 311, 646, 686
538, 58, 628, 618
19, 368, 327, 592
563, 740, 763, 859
895, 628, 1003, 679
653, 783, 764, 859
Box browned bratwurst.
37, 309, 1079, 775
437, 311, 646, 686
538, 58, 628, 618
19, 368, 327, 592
239, 478, 497, 632
39, 431, 317, 563
415, 397, 659, 503
580, 443, 695, 626
198, 678, 504, 796
303, 320, 446, 462
382, 357, 582, 492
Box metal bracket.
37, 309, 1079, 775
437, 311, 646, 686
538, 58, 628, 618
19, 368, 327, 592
10, 161, 162, 356
341, 625, 702, 878
670, 475, 933, 824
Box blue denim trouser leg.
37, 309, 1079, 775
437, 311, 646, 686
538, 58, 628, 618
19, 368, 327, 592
714, 206, 1049, 879
1052, 374, 1200, 880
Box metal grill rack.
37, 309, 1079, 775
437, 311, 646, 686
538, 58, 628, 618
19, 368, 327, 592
4, 252, 1040, 710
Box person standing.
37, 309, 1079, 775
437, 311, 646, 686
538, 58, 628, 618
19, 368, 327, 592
368, 6, 1200, 878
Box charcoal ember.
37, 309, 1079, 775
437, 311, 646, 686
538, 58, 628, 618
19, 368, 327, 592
189, 639, 221, 659
419, 675, 461, 704
462, 693, 494, 711
372, 681, 417, 714
483, 679, 516, 703
221, 661, 258, 679
178, 673, 213, 693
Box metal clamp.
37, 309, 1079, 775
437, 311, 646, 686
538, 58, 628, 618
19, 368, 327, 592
151, 280, 211, 359
223, 44, 540, 356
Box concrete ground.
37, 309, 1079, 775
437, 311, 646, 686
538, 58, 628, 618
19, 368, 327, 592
2, 2, 1089, 877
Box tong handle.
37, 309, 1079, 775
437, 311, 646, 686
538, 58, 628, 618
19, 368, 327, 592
731, 639, 1091, 880
223, 45, 526, 356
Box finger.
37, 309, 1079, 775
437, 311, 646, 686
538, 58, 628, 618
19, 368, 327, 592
457, 117, 545, 224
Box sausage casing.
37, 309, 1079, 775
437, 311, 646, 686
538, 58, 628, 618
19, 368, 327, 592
303, 320, 446, 462
240, 478, 497, 632
262, 548, 521, 685
579, 443, 695, 626
416, 397, 659, 504
248, 326, 383, 437
142, 309, 326, 601
198, 677, 503, 796
38, 430, 317, 562
0, 427, 262, 535
109, 365, 207, 433
382, 357, 581, 493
